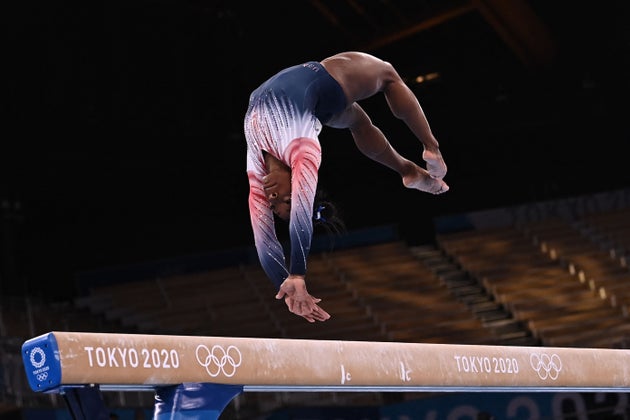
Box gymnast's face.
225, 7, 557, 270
263, 169, 291, 220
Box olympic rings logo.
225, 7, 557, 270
196, 344, 242, 378
530, 353, 562, 380
29, 347, 46, 369
36, 372, 48, 382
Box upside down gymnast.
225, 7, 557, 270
244, 51, 449, 323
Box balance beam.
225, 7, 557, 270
23, 331, 630, 392
22, 331, 630, 418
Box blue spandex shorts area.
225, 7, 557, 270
249, 61, 347, 124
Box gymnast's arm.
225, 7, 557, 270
276, 138, 331, 322
247, 170, 290, 289
247, 166, 330, 322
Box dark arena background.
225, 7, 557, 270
3, 1, 630, 419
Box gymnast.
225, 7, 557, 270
244, 51, 449, 323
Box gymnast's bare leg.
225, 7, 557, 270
346, 110, 449, 194
381, 72, 447, 181
322, 52, 448, 181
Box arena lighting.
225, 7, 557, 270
414, 71, 440, 84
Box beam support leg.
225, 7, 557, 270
154, 383, 244, 420
62, 385, 111, 420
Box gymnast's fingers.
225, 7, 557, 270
283, 296, 295, 313
312, 305, 331, 321
300, 313, 316, 323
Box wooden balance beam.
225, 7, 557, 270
22, 331, 630, 419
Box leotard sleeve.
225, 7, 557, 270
246, 137, 321, 289
284, 137, 322, 278
247, 170, 289, 289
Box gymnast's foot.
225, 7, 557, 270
403, 165, 449, 195
422, 149, 447, 180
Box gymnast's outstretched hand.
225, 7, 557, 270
275, 275, 331, 323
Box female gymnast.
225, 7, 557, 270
244, 51, 449, 323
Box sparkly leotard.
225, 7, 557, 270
244, 61, 347, 288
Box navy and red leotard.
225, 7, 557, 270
244, 61, 347, 288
